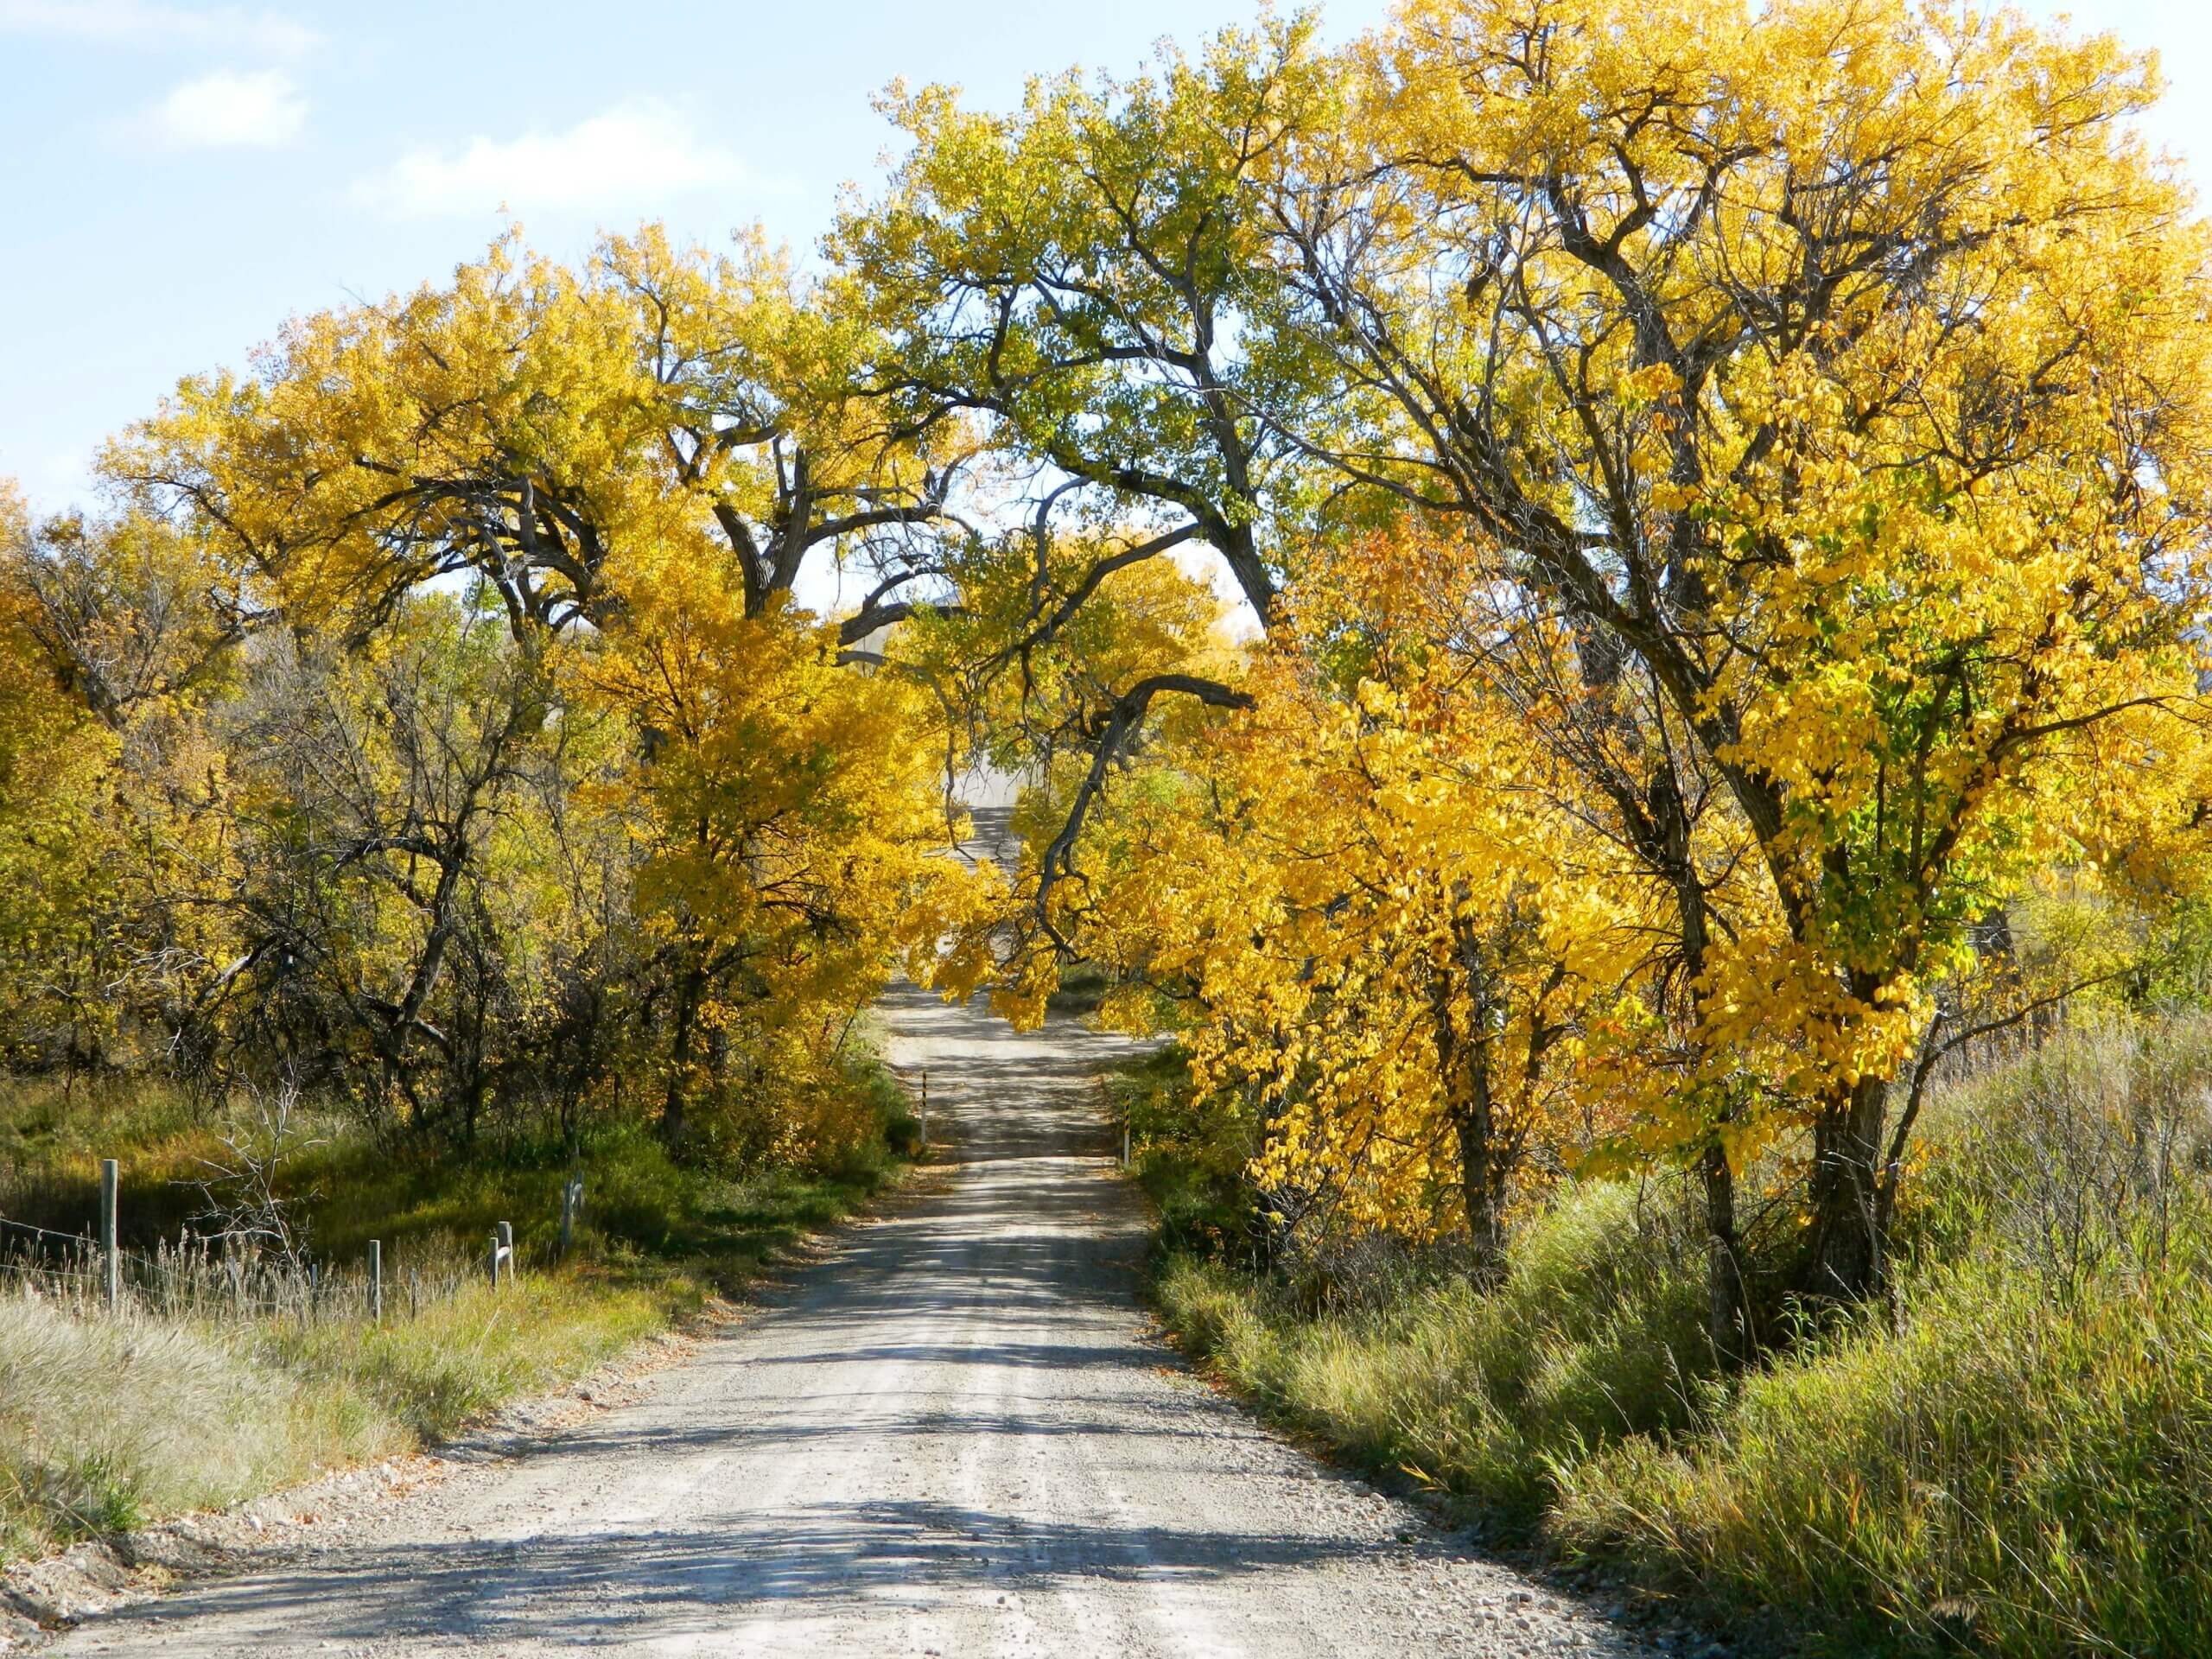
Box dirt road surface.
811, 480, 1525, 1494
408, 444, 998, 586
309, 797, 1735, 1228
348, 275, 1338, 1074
50, 982, 1650, 1658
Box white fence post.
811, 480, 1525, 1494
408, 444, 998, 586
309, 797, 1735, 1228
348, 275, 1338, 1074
559, 1179, 583, 1259
99, 1159, 119, 1311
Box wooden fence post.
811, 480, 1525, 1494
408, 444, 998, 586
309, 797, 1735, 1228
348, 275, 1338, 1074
920, 1068, 930, 1150
368, 1239, 383, 1325
99, 1159, 119, 1312
1122, 1122, 1131, 1169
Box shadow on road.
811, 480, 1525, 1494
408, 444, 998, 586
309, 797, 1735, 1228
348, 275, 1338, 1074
108, 1501, 1433, 1647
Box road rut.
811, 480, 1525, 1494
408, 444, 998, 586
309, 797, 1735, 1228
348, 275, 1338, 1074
53, 982, 1647, 1657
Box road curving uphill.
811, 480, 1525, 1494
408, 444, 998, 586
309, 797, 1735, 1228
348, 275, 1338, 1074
51, 978, 1649, 1658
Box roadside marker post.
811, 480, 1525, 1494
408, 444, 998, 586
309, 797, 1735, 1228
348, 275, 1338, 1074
99, 1159, 120, 1311
559, 1178, 584, 1258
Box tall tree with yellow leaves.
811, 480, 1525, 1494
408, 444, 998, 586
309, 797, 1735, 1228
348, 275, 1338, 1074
1061, 534, 1662, 1279
1267, 0, 2212, 1301
583, 549, 995, 1155
105, 229, 965, 652
72, 236, 995, 1159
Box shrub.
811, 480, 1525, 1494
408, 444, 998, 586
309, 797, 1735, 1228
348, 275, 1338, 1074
1116, 1047, 1265, 1263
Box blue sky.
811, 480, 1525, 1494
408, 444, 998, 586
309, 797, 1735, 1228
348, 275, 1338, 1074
2, 0, 2207, 518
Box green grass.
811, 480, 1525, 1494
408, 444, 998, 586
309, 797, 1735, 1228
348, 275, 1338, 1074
1552, 1247, 2212, 1656
0, 1058, 918, 1561
1146, 1019, 2212, 1657
1154, 1182, 1716, 1536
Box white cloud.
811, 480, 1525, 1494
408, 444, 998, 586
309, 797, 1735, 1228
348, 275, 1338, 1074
137, 67, 305, 149
351, 101, 747, 219
0, 1, 317, 56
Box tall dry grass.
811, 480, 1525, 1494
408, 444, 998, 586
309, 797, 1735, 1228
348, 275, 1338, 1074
0, 1263, 681, 1559
1151, 1014, 2212, 1656
0, 1060, 916, 1561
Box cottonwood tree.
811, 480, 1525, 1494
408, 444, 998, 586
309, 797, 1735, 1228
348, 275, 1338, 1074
82, 234, 996, 1160
106, 241, 653, 642
901, 545, 1239, 982
836, 19, 1389, 950
1066, 535, 1658, 1282
836, 17, 1347, 630
598, 226, 970, 642
583, 551, 995, 1154
0, 493, 249, 1070
1264, 0, 2212, 1302
0, 488, 125, 1065
107, 231, 965, 652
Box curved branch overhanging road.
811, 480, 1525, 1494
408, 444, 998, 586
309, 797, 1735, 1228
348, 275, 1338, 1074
52, 860, 1652, 1658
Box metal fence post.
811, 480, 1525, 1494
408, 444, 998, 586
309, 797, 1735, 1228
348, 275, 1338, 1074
559, 1179, 582, 1259
369, 1239, 383, 1325
487, 1230, 501, 1288
920, 1068, 930, 1150
1122, 1122, 1131, 1168
497, 1219, 515, 1287
99, 1159, 119, 1312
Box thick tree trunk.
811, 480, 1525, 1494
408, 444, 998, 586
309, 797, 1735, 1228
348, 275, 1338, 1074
1454, 1097, 1507, 1290
1802, 1071, 1890, 1303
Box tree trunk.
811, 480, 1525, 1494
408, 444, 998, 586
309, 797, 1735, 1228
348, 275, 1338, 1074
1647, 764, 1751, 1359
1700, 1142, 1747, 1363
1454, 1098, 1507, 1289
661, 966, 704, 1154
1802, 1071, 1889, 1303
1432, 961, 1507, 1289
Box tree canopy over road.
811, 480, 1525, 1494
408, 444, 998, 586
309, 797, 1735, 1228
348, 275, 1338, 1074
10, 0, 2211, 1312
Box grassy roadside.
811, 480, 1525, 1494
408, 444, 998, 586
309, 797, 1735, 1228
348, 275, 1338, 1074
1135, 1025, 2212, 1658
0, 1060, 921, 1562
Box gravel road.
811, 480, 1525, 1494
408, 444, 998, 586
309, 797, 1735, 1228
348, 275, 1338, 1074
50, 979, 1652, 1658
